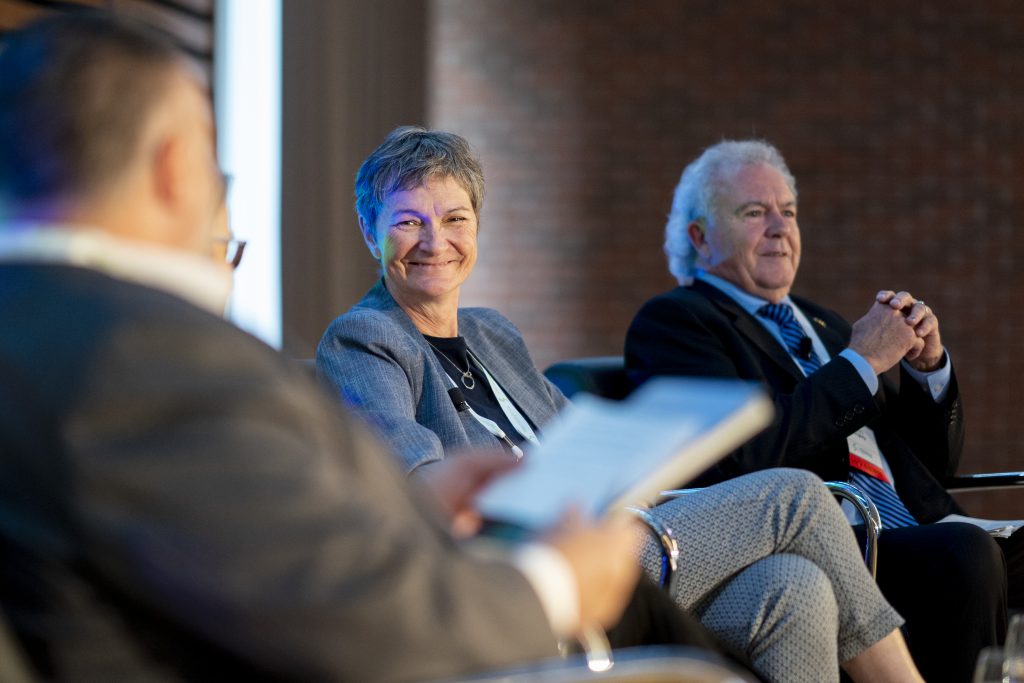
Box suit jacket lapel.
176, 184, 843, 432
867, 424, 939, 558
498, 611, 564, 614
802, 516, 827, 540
689, 280, 805, 380
459, 314, 553, 434
357, 278, 467, 391
793, 299, 846, 359
360, 279, 552, 434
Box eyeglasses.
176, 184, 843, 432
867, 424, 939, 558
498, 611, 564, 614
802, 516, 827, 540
219, 171, 233, 201
212, 170, 244, 268
214, 237, 247, 269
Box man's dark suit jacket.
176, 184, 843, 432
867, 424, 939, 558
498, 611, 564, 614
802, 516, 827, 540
625, 279, 964, 524
0, 263, 558, 682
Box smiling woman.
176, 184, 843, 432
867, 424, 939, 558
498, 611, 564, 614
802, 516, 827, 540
317, 125, 559, 472
361, 175, 479, 336
345, 126, 485, 337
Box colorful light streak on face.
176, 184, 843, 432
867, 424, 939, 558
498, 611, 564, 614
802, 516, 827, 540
363, 175, 478, 309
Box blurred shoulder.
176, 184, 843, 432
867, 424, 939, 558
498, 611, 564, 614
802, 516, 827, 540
458, 307, 523, 339
319, 278, 415, 341
635, 284, 715, 318
323, 305, 401, 338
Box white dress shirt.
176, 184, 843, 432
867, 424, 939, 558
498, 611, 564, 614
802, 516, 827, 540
0, 223, 232, 315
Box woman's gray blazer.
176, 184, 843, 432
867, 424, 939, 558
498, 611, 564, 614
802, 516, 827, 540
317, 279, 568, 473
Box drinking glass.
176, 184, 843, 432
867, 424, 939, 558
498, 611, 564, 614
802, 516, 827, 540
975, 647, 1010, 683
975, 644, 1024, 683
1008, 614, 1024, 652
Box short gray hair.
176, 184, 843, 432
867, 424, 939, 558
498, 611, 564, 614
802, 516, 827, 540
664, 140, 796, 282
354, 126, 485, 232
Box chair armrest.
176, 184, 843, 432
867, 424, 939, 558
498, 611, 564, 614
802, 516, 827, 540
626, 506, 679, 588
944, 472, 1024, 492
543, 357, 632, 401
433, 645, 757, 682
660, 481, 881, 578
823, 481, 881, 578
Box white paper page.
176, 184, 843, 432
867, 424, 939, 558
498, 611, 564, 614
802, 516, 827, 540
938, 513, 1023, 538
627, 377, 761, 423
477, 395, 700, 528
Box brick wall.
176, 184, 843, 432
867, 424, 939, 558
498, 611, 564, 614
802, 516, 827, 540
430, 0, 1024, 516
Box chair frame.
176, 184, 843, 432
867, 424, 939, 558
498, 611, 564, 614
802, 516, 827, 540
438, 645, 757, 683
545, 356, 1024, 495
632, 480, 882, 588
546, 355, 1022, 587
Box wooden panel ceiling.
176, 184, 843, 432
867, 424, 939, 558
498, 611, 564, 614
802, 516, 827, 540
0, 0, 215, 83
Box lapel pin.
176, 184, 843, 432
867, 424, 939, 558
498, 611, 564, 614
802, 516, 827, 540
813, 317, 826, 328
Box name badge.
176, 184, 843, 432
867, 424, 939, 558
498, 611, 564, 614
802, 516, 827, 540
848, 426, 889, 483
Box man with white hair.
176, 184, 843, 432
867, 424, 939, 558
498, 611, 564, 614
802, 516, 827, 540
626, 139, 1020, 683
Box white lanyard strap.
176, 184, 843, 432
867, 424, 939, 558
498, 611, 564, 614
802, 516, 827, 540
467, 350, 541, 448
440, 371, 524, 459
467, 405, 525, 459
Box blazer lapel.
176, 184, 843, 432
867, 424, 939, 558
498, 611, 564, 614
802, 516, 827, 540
357, 278, 466, 391
458, 314, 554, 433
689, 280, 805, 381
361, 280, 553, 436
492, 364, 551, 434
793, 299, 846, 359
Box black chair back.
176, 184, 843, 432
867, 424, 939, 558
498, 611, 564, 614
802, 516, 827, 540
544, 356, 631, 400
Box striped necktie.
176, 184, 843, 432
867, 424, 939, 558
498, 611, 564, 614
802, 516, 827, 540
756, 303, 822, 376
757, 302, 918, 529
848, 471, 918, 529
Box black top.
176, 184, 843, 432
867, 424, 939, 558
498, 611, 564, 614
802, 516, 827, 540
423, 334, 534, 448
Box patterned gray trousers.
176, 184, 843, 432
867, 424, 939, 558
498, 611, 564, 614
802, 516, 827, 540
638, 468, 904, 683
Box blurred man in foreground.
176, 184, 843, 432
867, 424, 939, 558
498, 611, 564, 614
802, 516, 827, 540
0, 13, 666, 681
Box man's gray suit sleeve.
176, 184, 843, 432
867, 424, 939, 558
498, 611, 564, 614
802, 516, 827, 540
67, 312, 558, 682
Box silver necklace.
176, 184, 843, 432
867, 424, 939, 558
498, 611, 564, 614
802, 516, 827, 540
424, 338, 475, 390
